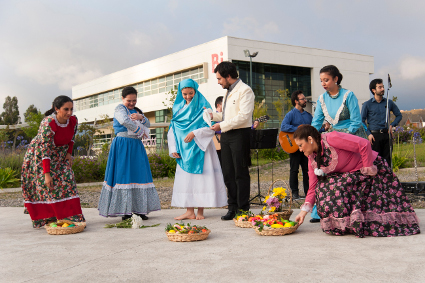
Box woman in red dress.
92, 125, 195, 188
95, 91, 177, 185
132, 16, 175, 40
21, 96, 85, 228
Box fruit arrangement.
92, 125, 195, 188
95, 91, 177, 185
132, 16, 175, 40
49, 222, 76, 228
234, 210, 255, 222
234, 211, 261, 228
165, 222, 210, 242
166, 223, 209, 234
45, 220, 86, 235
252, 213, 298, 234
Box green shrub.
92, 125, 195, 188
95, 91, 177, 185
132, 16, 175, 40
72, 157, 104, 183
0, 153, 24, 176
147, 151, 177, 178
0, 167, 20, 188
253, 146, 289, 161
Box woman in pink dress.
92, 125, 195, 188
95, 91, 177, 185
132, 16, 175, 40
293, 125, 420, 237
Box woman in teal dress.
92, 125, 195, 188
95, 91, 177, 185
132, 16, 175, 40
311, 65, 367, 139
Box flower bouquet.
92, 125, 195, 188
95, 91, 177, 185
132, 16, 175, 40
252, 214, 299, 236
262, 180, 293, 220
165, 222, 210, 242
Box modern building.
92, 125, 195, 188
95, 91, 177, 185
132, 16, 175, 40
72, 36, 374, 147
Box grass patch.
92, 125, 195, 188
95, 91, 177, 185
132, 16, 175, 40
393, 142, 425, 168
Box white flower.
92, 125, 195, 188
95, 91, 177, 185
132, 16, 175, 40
131, 214, 143, 229
314, 168, 325, 176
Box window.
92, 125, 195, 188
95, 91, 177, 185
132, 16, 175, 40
74, 65, 205, 110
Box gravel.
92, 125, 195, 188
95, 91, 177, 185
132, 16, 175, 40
2, 162, 425, 209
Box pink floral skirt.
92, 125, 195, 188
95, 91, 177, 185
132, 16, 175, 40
316, 156, 420, 237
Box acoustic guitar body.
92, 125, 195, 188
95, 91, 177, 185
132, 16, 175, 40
279, 131, 299, 154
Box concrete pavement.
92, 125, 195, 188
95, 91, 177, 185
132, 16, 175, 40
1, 207, 424, 283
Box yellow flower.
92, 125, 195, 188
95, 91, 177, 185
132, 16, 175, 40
270, 207, 276, 212
263, 195, 270, 203
262, 206, 267, 211
273, 187, 287, 197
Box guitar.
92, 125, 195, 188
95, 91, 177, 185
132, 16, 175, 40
279, 131, 298, 154
252, 115, 270, 128
213, 115, 270, 150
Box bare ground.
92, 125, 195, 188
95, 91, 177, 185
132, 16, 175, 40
2, 160, 425, 209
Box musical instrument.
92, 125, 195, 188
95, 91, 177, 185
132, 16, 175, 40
213, 115, 270, 150
279, 131, 298, 154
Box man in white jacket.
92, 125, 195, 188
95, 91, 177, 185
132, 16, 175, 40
210, 61, 255, 220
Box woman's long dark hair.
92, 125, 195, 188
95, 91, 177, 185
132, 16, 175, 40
320, 65, 343, 85
293, 125, 326, 180
44, 96, 73, 116
122, 86, 143, 114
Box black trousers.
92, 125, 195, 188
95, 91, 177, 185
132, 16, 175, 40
220, 128, 251, 211
289, 149, 309, 196
216, 150, 222, 168
371, 132, 392, 167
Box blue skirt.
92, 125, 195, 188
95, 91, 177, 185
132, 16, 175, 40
98, 136, 161, 217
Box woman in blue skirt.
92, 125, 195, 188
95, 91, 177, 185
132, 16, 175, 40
98, 86, 161, 220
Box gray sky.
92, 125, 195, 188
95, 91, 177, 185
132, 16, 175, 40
1, 0, 424, 118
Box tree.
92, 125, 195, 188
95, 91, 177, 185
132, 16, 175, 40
272, 89, 292, 122
162, 88, 177, 123
21, 110, 44, 139
1, 96, 20, 125
253, 100, 268, 130
24, 104, 39, 122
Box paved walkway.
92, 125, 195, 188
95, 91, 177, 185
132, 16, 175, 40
1, 207, 424, 282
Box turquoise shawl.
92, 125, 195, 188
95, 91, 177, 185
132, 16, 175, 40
170, 79, 211, 174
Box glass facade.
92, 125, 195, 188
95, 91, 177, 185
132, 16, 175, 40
154, 109, 169, 147
74, 65, 206, 112
233, 60, 311, 129
93, 133, 112, 149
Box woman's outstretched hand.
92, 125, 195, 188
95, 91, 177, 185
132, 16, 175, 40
65, 153, 73, 166
295, 210, 308, 225
172, 152, 181, 158
184, 132, 195, 143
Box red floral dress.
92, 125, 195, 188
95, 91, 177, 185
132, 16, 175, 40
21, 114, 85, 228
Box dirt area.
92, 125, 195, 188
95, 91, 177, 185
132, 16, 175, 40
2, 161, 425, 209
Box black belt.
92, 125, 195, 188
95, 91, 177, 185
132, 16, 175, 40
371, 129, 388, 134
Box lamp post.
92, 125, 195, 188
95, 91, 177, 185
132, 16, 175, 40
244, 50, 258, 88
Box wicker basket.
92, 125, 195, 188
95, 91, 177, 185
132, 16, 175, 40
166, 230, 211, 242
253, 223, 300, 236
233, 218, 253, 228
266, 179, 293, 220
45, 220, 86, 235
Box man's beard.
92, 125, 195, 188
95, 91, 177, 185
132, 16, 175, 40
301, 102, 307, 108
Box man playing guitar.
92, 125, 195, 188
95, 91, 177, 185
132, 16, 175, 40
280, 90, 312, 200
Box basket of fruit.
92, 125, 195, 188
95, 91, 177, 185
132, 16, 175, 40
263, 179, 293, 220
165, 223, 210, 242
252, 214, 299, 236
45, 220, 86, 235
233, 211, 255, 228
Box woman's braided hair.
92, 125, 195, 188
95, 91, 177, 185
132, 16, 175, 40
293, 125, 326, 180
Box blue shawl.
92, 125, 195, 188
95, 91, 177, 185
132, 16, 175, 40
170, 79, 211, 174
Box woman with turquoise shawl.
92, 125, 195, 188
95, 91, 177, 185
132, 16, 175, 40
311, 65, 368, 139
168, 79, 227, 220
